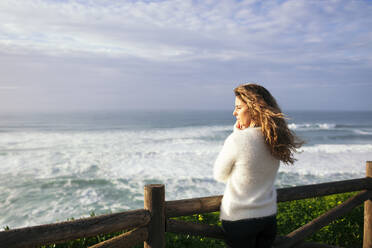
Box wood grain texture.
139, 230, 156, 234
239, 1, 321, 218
363, 161, 372, 248
0, 209, 150, 248
144, 184, 165, 248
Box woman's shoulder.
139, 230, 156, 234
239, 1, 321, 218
233, 125, 262, 138
231, 126, 264, 146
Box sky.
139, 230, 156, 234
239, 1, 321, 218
0, 0, 371, 112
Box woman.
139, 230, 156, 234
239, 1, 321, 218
213, 83, 302, 248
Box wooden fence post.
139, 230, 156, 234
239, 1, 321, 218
364, 161, 372, 248
144, 184, 165, 248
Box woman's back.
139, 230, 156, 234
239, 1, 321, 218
214, 125, 279, 221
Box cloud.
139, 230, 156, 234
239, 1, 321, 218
0, 86, 20, 90
0, 0, 369, 62
0, 0, 371, 111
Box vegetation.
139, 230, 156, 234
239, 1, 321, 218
3, 192, 364, 248
277, 192, 363, 247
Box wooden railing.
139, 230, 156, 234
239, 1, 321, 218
1, 161, 371, 248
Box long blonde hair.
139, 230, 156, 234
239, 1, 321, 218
234, 83, 303, 164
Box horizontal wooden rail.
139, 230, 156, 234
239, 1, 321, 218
275, 190, 372, 248
166, 195, 222, 217
166, 219, 224, 239
89, 226, 148, 248
0, 209, 150, 248
277, 177, 371, 202
166, 177, 371, 217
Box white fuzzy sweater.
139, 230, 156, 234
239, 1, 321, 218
213, 125, 280, 221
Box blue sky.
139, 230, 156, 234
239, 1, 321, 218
0, 0, 371, 112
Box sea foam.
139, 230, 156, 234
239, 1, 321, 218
0, 124, 371, 228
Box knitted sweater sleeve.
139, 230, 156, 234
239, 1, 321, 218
213, 133, 237, 183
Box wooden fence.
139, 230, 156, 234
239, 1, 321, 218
0, 161, 371, 248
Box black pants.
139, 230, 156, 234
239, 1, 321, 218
221, 215, 277, 248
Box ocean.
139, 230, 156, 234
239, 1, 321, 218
0, 110, 371, 228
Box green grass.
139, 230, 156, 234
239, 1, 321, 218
3, 192, 364, 248
276, 192, 364, 247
